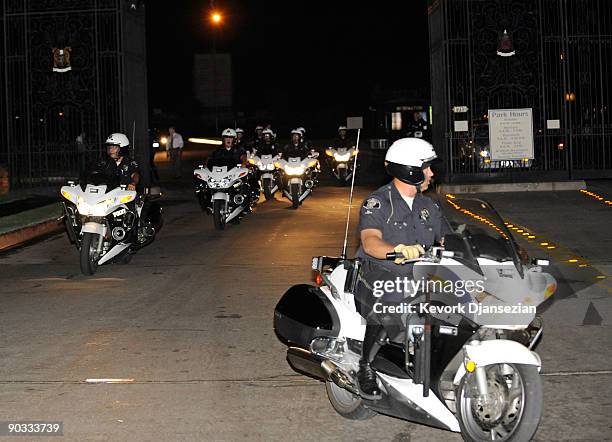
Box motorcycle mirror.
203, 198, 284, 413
532, 258, 550, 266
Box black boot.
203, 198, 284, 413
357, 324, 386, 400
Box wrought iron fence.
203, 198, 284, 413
429, 0, 612, 182
1, 0, 148, 189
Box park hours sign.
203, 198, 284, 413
488, 108, 534, 160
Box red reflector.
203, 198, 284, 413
314, 272, 323, 286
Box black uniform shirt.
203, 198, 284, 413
95, 156, 139, 186
356, 181, 451, 272
283, 142, 308, 159
208, 146, 246, 168
333, 137, 355, 149
256, 142, 279, 156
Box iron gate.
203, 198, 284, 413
429, 0, 612, 182
0, 0, 148, 189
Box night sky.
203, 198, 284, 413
146, 0, 429, 125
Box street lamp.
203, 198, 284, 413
209, 7, 223, 133
211, 12, 222, 24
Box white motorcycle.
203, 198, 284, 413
274, 197, 556, 441
276, 153, 320, 209
60, 174, 162, 275
194, 159, 257, 230
248, 153, 280, 200
325, 146, 357, 185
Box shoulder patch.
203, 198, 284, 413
363, 197, 381, 210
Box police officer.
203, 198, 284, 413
207, 128, 247, 167
94, 133, 140, 190
253, 129, 280, 156
283, 129, 309, 158
235, 128, 246, 149
334, 126, 355, 149
355, 137, 451, 399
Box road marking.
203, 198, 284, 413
580, 189, 612, 206
542, 370, 612, 377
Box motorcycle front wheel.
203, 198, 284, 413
290, 183, 300, 209
456, 363, 542, 442
80, 232, 100, 275
213, 199, 226, 230
325, 381, 376, 420
338, 167, 348, 185
263, 178, 273, 200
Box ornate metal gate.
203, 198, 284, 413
0, 0, 148, 188
429, 0, 612, 182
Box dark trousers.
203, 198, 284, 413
169, 148, 182, 177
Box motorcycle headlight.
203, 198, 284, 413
220, 177, 231, 188
61, 190, 76, 203
334, 152, 351, 162
76, 196, 90, 214
284, 165, 306, 176
266, 163, 275, 171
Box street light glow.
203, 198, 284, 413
211, 12, 222, 24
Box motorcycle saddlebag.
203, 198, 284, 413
274, 284, 339, 348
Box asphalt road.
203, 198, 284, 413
0, 148, 611, 441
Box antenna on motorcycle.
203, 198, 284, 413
340, 117, 363, 260
131, 120, 136, 160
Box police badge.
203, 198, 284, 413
420, 208, 430, 221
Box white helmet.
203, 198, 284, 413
338, 126, 348, 132
235, 127, 244, 134
296, 127, 306, 136
262, 128, 274, 136
385, 138, 438, 186
255, 125, 264, 131
290, 129, 302, 136
222, 128, 237, 138
105, 133, 130, 147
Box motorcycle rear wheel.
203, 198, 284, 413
213, 200, 226, 230
325, 381, 376, 420
456, 363, 542, 442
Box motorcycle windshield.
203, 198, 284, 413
79, 171, 120, 192
207, 158, 240, 170
437, 197, 525, 277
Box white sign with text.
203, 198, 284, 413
489, 108, 534, 160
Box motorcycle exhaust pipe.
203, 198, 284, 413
112, 227, 126, 241
304, 180, 314, 189
321, 360, 359, 395
233, 194, 245, 205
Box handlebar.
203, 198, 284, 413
385, 246, 452, 263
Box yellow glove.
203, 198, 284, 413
393, 244, 425, 264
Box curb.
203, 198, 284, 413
0, 217, 64, 251
438, 180, 587, 194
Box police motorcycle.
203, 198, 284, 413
274, 136, 554, 441
325, 146, 357, 184
276, 152, 320, 209
194, 158, 255, 230
60, 173, 163, 275
325, 126, 357, 185
247, 152, 280, 201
